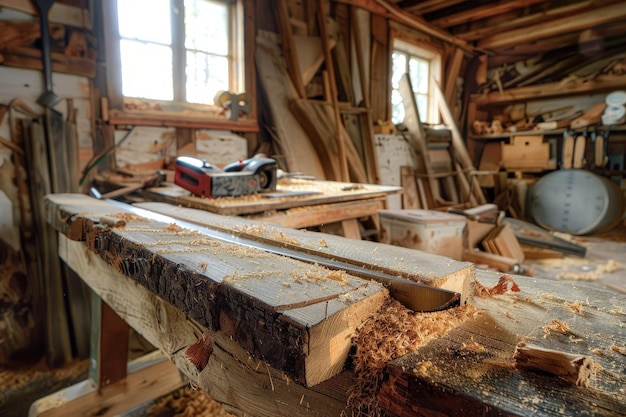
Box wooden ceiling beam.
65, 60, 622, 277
400, 0, 467, 15
457, 0, 598, 41
430, 0, 545, 28
478, 2, 626, 50
333, 0, 472, 50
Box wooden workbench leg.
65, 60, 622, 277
90, 292, 130, 390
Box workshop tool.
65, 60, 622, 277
214, 91, 252, 121
175, 156, 277, 197
35, 0, 62, 108
111, 201, 461, 312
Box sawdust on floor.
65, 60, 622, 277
143, 386, 234, 417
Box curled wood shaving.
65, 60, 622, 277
349, 297, 478, 413
564, 301, 583, 314
543, 319, 571, 336
474, 274, 520, 297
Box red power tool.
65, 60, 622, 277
174, 156, 277, 198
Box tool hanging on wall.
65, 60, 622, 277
34, 0, 62, 108
174, 156, 277, 198
214, 91, 252, 121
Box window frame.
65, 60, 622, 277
390, 36, 442, 126
102, 0, 257, 130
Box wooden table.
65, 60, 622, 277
141, 177, 402, 239
33, 194, 626, 417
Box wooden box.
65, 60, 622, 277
378, 209, 466, 260
501, 135, 555, 171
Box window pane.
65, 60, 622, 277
186, 51, 229, 104
416, 94, 428, 123
409, 57, 429, 94
120, 39, 173, 100
391, 89, 405, 125
117, 0, 171, 44
185, 0, 229, 55
391, 52, 407, 89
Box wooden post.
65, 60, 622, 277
89, 293, 130, 390
316, 0, 350, 182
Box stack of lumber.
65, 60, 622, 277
255, 1, 378, 183
481, 223, 525, 263
398, 74, 487, 210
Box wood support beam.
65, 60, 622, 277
478, 2, 626, 50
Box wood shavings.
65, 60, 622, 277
145, 386, 234, 417
610, 345, 626, 356
412, 360, 441, 378
349, 298, 478, 412
474, 274, 521, 297
543, 319, 571, 336
289, 267, 349, 285
564, 301, 583, 314
461, 338, 486, 353
555, 259, 622, 281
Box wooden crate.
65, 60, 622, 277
501, 135, 555, 171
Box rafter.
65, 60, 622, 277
478, 2, 626, 50
430, 0, 545, 28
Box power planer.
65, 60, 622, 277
174, 156, 277, 197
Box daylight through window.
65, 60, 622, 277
116, 0, 235, 105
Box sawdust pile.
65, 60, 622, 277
474, 274, 520, 297
145, 386, 234, 417
349, 298, 479, 413
0, 359, 88, 395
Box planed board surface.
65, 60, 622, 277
141, 177, 401, 216
45, 194, 387, 386
132, 201, 474, 305
379, 270, 626, 417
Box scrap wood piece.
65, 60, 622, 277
482, 223, 525, 263
45, 193, 387, 387
514, 343, 600, 387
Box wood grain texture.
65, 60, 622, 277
379, 269, 626, 417
48, 194, 387, 386
131, 201, 473, 305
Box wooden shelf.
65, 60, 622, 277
469, 124, 626, 141
108, 110, 259, 132
470, 74, 626, 107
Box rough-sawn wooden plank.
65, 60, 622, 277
45, 193, 387, 387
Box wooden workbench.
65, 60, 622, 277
141, 177, 401, 238
35, 194, 626, 417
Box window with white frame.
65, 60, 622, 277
114, 0, 242, 105
390, 39, 441, 125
